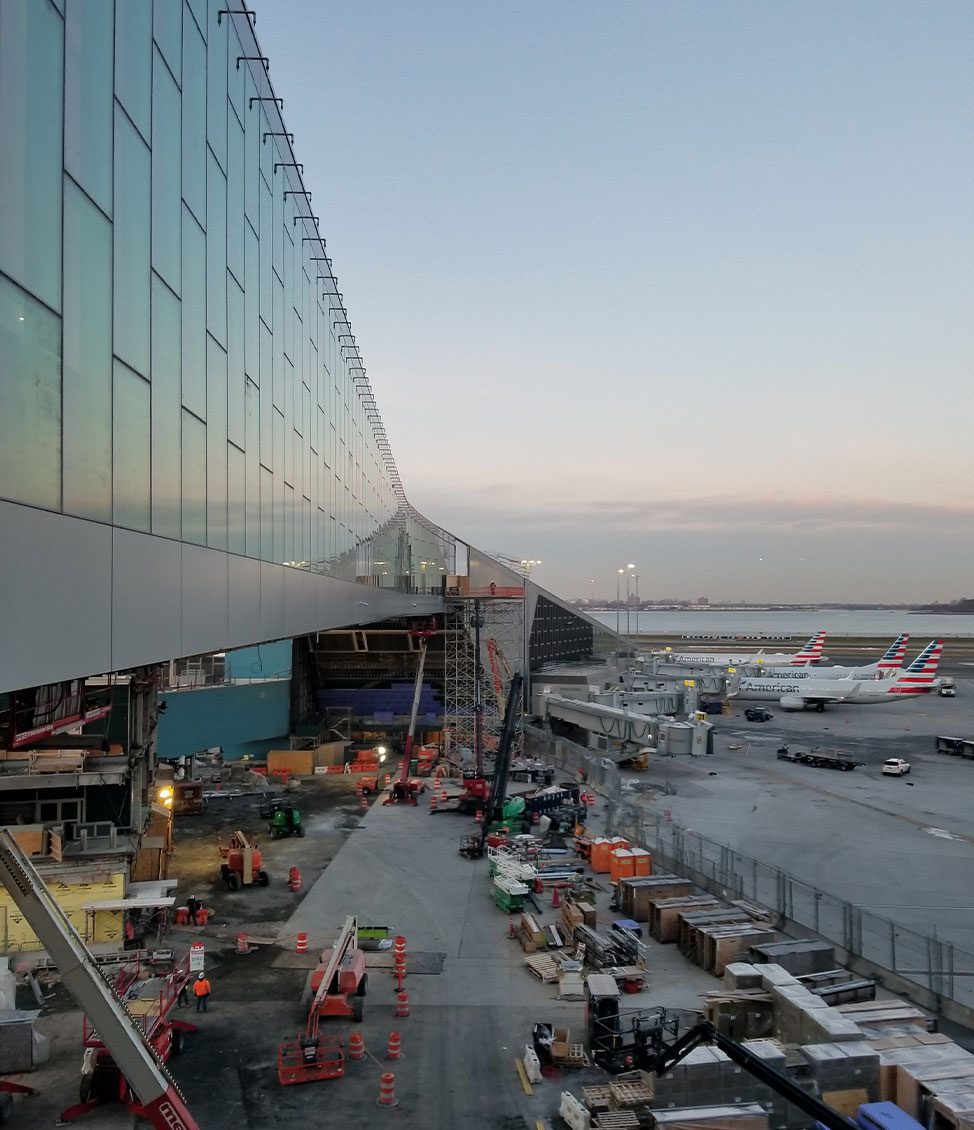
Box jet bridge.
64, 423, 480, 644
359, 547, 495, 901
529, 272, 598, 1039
543, 694, 712, 761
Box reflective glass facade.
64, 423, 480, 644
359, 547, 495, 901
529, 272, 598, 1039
0, 0, 456, 596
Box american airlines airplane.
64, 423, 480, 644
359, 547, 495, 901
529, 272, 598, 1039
738, 634, 910, 681
663, 630, 826, 667
730, 640, 943, 711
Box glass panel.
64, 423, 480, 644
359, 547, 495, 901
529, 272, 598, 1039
64, 0, 113, 215
185, 0, 206, 39
115, 0, 152, 141
227, 23, 245, 125
244, 378, 259, 556
153, 0, 181, 78
272, 420, 283, 560
181, 9, 206, 224
227, 112, 244, 285
272, 277, 284, 410
0, 0, 63, 310
258, 177, 271, 322
63, 180, 112, 521
181, 409, 206, 546
181, 206, 206, 418
113, 109, 151, 376
227, 277, 245, 447
259, 465, 273, 562
258, 321, 272, 468
206, 336, 228, 549
284, 483, 295, 564
244, 221, 258, 382
206, 0, 227, 170
243, 71, 259, 226
227, 442, 244, 555
0, 276, 61, 508
151, 275, 182, 538
151, 48, 181, 293
272, 159, 284, 280
113, 361, 151, 531
258, 105, 272, 186
206, 152, 227, 346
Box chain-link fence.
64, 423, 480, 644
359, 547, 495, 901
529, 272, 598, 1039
528, 725, 974, 1025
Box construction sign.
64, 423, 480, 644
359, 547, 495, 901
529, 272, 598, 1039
189, 942, 205, 972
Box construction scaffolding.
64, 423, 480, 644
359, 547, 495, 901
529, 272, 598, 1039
442, 591, 526, 768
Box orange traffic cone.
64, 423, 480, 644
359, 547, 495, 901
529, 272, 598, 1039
386, 1031, 403, 1060
395, 991, 410, 1018
377, 1072, 398, 1107
551, 886, 562, 909
348, 1032, 366, 1061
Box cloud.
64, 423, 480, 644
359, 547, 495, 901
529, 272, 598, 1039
408, 488, 974, 540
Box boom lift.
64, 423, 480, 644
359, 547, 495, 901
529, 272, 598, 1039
278, 916, 366, 1085
584, 984, 859, 1130
0, 830, 199, 1130
385, 624, 436, 806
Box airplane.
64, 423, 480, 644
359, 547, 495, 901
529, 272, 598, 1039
729, 639, 943, 711
737, 634, 910, 681
662, 630, 826, 667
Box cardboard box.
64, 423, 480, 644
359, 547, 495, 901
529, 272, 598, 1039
551, 1027, 571, 1064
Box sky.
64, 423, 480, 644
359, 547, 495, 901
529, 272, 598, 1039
256, 1, 974, 604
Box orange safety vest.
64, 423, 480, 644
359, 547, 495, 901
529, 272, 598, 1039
193, 978, 211, 997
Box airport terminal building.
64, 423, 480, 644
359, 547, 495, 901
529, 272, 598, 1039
0, 0, 616, 945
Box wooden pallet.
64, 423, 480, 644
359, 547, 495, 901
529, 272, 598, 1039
594, 1112, 641, 1129
524, 953, 559, 982
609, 1081, 653, 1109
583, 1084, 613, 1112
553, 1043, 591, 1068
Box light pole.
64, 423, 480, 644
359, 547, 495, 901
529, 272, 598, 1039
633, 573, 640, 630
625, 563, 636, 636
589, 579, 596, 605
519, 559, 541, 715
616, 568, 624, 634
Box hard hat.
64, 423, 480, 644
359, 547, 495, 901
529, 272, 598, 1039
197, 972, 205, 979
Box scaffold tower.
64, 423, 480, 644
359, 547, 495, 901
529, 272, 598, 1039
442, 587, 526, 767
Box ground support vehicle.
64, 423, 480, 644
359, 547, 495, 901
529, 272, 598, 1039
776, 746, 864, 771
744, 707, 774, 722
278, 916, 365, 1086
260, 799, 304, 838
218, 830, 269, 889
0, 831, 200, 1129
936, 736, 974, 758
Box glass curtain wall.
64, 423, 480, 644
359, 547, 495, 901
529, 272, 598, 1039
0, 0, 457, 591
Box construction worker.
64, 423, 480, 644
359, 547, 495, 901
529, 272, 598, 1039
193, 971, 211, 1012
186, 895, 199, 926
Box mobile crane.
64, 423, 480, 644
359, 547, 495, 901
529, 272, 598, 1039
584, 981, 860, 1130
459, 673, 522, 859
0, 830, 199, 1129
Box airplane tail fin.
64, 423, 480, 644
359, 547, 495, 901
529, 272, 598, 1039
892, 640, 943, 688
877, 633, 909, 670
790, 630, 826, 665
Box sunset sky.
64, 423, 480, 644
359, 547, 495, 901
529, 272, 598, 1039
258, 1, 974, 603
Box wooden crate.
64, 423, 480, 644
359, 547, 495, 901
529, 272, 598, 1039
609, 1080, 654, 1109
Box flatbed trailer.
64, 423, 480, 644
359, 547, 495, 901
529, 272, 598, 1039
776, 746, 864, 771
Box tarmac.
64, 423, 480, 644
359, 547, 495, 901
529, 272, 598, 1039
193, 792, 718, 1129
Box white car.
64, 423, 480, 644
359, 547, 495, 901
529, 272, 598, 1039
882, 758, 911, 777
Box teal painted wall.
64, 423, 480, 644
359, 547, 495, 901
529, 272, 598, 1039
157, 680, 291, 762
224, 641, 292, 681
